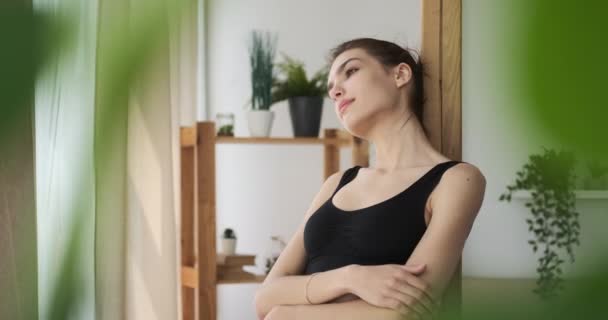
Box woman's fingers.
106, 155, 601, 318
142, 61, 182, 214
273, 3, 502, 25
398, 269, 438, 304
399, 278, 436, 312
402, 263, 426, 275
392, 282, 434, 315
389, 289, 430, 318
381, 297, 422, 320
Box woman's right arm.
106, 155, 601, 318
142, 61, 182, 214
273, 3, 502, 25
254, 170, 352, 320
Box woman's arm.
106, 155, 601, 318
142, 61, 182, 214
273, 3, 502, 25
404, 163, 486, 299
255, 265, 354, 317
264, 299, 405, 320
255, 170, 349, 319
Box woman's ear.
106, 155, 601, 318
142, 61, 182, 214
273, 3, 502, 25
394, 63, 412, 88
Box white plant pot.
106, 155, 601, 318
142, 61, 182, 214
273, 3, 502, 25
247, 110, 274, 137
221, 238, 237, 255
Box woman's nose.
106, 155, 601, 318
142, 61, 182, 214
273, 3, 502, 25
331, 86, 344, 100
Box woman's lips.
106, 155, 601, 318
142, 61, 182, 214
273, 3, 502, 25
339, 99, 354, 114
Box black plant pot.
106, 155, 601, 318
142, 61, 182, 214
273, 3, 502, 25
288, 96, 323, 137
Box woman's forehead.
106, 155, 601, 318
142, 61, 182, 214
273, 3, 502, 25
328, 48, 369, 81
331, 48, 368, 69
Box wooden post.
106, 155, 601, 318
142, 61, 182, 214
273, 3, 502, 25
180, 127, 196, 320
323, 129, 340, 180
197, 121, 217, 320
422, 0, 443, 151
441, 0, 463, 161
423, 0, 463, 318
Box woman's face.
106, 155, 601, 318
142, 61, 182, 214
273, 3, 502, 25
327, 48, 405, 137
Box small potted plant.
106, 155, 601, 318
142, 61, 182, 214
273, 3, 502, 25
221, 228, 237, 255
272, 53, 329, 137
246, 30, 277, 137
216, 112, 235, 137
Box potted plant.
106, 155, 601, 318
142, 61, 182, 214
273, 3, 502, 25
221, 228, 237, 255
499, 147, 581, 300
272, 53, 329, 137
246, 30, 277, 137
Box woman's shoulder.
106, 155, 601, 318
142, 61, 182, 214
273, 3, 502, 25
322, 166, 359, 191
444, 161, 485, 182
426, 161, 486, 220
318, 165, 361, 196
434, 161, 486, 204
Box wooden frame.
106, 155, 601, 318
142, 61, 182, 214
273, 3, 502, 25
180, 123, 369, 320
422, 0, 462, 161
422, 0, 463, 317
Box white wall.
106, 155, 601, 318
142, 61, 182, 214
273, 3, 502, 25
461, 0, 608, 278
206, 0, 420, 319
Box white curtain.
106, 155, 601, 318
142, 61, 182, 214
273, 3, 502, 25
34, 0, 197, 319
34, 0, 98, 319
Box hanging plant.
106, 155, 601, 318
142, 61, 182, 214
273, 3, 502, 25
499, 147, 581, 299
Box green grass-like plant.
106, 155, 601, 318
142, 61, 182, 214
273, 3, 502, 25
248, 30, 277, 111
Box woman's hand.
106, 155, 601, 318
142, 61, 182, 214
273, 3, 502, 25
347, 264, 440, 319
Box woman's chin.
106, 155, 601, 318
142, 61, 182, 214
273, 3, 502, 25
342, 119, 367, 139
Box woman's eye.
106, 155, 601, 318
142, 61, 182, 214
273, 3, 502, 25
345, 67, 358, 77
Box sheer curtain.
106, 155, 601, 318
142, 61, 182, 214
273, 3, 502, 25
34, 0, 196, 319
34, 0, 98, 319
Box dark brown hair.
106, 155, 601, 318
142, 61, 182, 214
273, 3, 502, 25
328, 38, 427, 135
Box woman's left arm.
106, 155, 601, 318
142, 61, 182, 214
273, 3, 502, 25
406, 163, 486, 299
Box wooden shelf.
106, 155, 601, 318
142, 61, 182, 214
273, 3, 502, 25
182, 266, 266, 286
181, 127, 354, 147
179, 121, 370, 320
216, 136, 351, 146
217, 274, 266, 285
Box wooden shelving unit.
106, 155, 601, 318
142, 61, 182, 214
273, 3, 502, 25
179, 121, 370, 320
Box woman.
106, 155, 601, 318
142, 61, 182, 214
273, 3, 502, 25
254, 38, 486, 320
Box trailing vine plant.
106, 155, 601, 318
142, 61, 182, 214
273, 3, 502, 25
499, 147, 581, 299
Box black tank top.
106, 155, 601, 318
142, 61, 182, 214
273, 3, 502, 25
303, 160, 463, 275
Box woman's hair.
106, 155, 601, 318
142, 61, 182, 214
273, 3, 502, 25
328, 38, 427, 135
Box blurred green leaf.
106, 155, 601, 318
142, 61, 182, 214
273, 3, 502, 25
513, 0, 608, 162
0, 3, 71, 147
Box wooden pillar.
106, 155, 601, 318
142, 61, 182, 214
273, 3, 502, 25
422, 0, 443, 151
441, 0, 463, 161
197, 121, 217, 320
422, 0, 462, 160
180, 127, 197, 320
422, 0, 463, 318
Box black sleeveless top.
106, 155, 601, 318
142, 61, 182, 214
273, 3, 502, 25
303, 161, 463, 275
